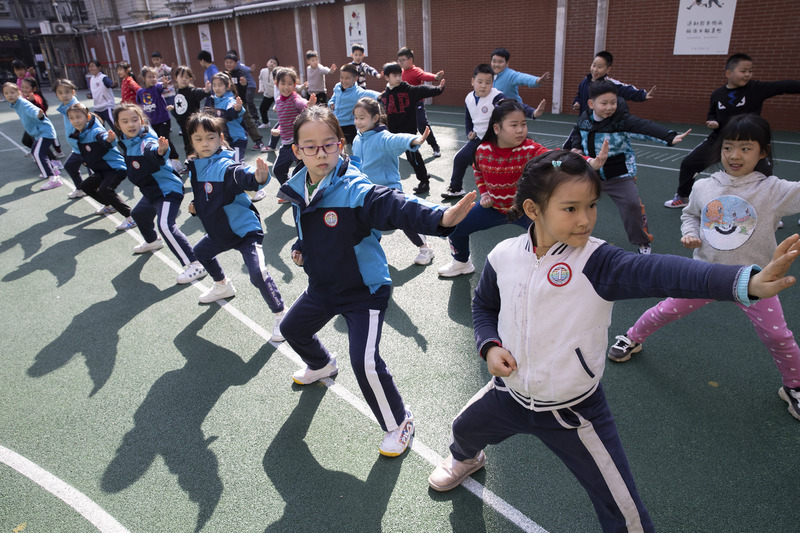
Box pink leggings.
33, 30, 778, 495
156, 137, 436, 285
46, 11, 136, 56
627, 295, 800, 388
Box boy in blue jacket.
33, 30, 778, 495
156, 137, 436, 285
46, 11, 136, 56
328, 63, 381, 145
569, 80, 690, 254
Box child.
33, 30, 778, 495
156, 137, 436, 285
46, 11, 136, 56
276, 105, 476, 456
116, 62, 141, 104
3, 82, 61, 190
150, 52, 175, 107
351, 97, 435, 265
86, 60, 116, 126
568, 80, 691, 254
563, 50, 655, 150
609, 115, 800, 421
490, 47, 549, 104
664, 53, 800, 208
427, 149, 800, 532
169, 66, 211, 158
257, 57, 278, 128
12, 60, 34, 89
328, 64, 380, 144
67, 103, 135, 230
54, 79, 88, 198
108, 103, 206, 284
223, 52, 267, 151
397, 46, 443, 157
20, 77, 63, 161
305, 50, 336, 105
197, 50, 219, 85
443, 63, 545, 199
271, 67, 316, 186
349, 44, 380, 89
184, 113, 286, 341
437, 99, 605, 278
137, 66, 183, 173
379, 62, 444, 194
206, 72, 247, 163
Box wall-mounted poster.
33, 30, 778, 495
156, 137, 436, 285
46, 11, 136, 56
118, 35, 130, 64
343, 3, 367, 56
674, 0, 737, 55
198, 24, 213, 59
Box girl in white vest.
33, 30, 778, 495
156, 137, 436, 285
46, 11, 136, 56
87, 60, 116, 126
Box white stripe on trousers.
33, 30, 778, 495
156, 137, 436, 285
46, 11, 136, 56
363, 308, 398, 431
555, 410, 645, 533
32, 137, 51, 177
157, 199, 191, 266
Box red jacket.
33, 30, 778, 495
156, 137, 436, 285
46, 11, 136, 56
121, 76, 142, 104
402, 66, 437, 86
473, 138, 549, 214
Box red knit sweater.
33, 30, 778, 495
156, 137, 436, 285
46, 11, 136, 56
121, 76, 141, 104
473, 138, 550, 214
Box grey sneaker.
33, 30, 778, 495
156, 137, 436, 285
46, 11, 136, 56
607, 334, 642, 362
778, 386, 800, 421
428, 451, 486, 491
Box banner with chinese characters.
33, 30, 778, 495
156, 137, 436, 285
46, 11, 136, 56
118, 35, 131, 64
674, 0, 737, 55
343, 3, 368, 56
198, 24, 213, 59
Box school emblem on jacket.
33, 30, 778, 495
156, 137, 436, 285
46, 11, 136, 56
85, 145, 92, 152
702, 195, 756, 250
481, 105, 489, 113
548, 263, 572, 287
132, 161, 141, 169
204, 182, 213, 194
324, 210, 338, 227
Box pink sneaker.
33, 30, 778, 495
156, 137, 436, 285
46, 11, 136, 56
40, 177, 62, 190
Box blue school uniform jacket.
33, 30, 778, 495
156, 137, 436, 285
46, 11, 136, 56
11, 97, 56, 140
117, 126, 183, 201
328, 83, 381, 126
351, 125, 418, 189
492, 67, 542, 103
70, 115, 126, 172
57, 96, 81, 152
277, 156, 452, 305
473, 232, 758, 411
207, 92, 246, 142
189, 148, 265, 246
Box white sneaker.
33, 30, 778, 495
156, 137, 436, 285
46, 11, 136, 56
170, 159, 186, 174
176, 262, 207, 284
257, 123, 269, 129
115, 216, 137, 231
380, 411, 415, 457
198, 278, 236, 303
414, 246, 435, 265
133, 238, 164, 254
68, 189, 86, 199
638, 244, 651, 255
271, 310, 286, 342
95, 205, 117, 215
252, 188, 268, 202
292, 355, 338, 385
437, 257, 475, 277
428, 451, 486, 491
40, 177, 62, 190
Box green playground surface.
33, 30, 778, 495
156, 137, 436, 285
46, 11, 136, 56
1, 93, 800, 532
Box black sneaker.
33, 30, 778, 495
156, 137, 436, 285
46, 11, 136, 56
441, 187, 467, 199
778, 386, 800, 421
413, 181, 430, 194
607, 334, 642, 362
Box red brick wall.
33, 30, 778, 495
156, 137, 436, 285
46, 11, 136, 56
86, 0, 799, 130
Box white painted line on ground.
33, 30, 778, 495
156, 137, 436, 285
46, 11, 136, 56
4, 135, 549, 532
0, 445, 131, 533
0, 128, 29, 151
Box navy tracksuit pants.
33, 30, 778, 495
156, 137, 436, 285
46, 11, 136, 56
131, 194, 197, 266
279, 286, 407, 432
193, 234, 284, 313
450, 380, 654, 533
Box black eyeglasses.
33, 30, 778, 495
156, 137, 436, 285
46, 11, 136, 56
296, 142, 341, 156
